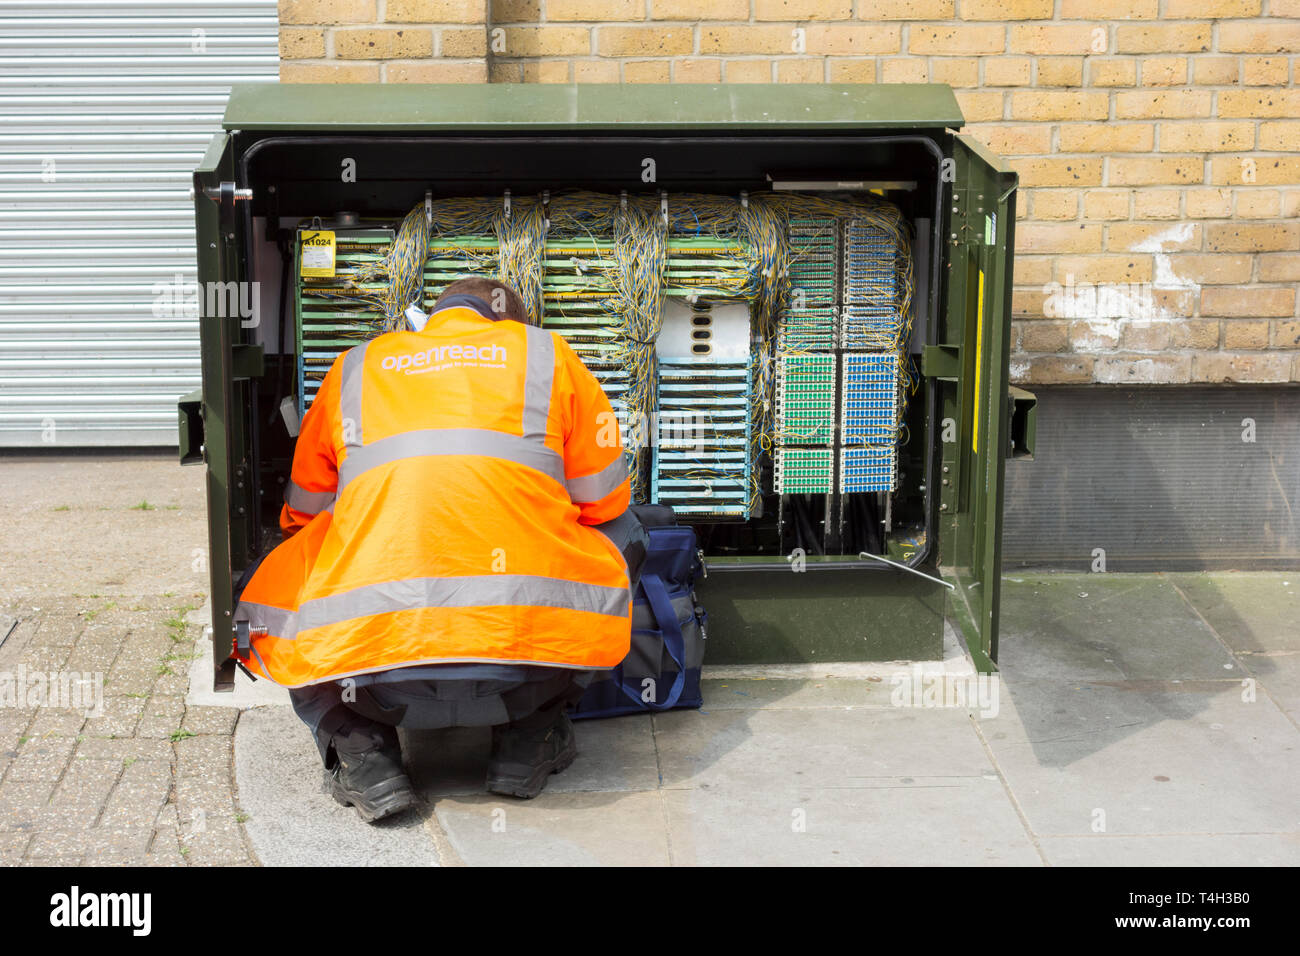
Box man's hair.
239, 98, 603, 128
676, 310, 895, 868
432, 277, 535, 326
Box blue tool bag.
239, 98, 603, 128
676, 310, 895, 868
572, 507, 706, 719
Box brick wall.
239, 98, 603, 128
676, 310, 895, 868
278, 1, 1300, 386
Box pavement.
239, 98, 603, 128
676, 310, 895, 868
2, 453, 1298, 866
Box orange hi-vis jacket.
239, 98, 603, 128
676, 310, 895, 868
233, 304, 633, 687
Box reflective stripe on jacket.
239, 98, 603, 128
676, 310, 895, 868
234, 305, 632, 687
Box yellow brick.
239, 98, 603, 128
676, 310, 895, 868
573, 59, 620, 82
1015, 355, 1095, 385
1059, 0, 1157, 16
281, 0, 376, 26
908, 25, 1005, 56
1119, 321, 1172, 352
1165, 254, 1253, 285
652, 0, 747, 16
881, 58, 928, 83
1115, 24, 1210, 54
1160, 121, 1255, 153
1141, 57, 1187, 86
1083, 189, 1130, 220
1109, 156, 1203, 186
960, 0, 1052, 18
725, 59, 774, 82
1220, 90, 1300, 119
500, 27, 590, 56
1170, 320, 1220, 350
1011, 156, 1103, 187
599, 27, 692, 57
954, 90, 1004, 123
1009, 25, 1097, 56
1193, 352, 1293, 383
1272, 320, 1300, 348
623, 60, 671, 82
1185, 188, 1233, 218
805, 25, 901, 55
1165, 0, 1260, 14
281, 62, 380, 82
1115, 90, 1212, 119
1132, 190, 1183, 219
1017, 320, 1069, 352
1217, 312, 1280, 344
488, 60, 521, 82
930, 57, 979, 88
548, 0, 639, 19
1034, 189, 1080, 220
1038, 57, 1083, 87
440, 27, 486, 57
858, 0, 954, 16
1235, 190, 1282, 219
1193, 57, 1239, 85
1014, 255, 1055, 285
1058, 123, 1153, 153
1088, 58, 1136, 87
1009, 90, 1108, 121
520, 59, 571, 82
334, 28, 432, 59
1210, 155, 1300, 186
701, 25, 798, 55
389, 59, 487, 82
778, 59, 823, 82
279, 28, 325, 59
1283, 191, 1300, 219
983, 57, 1033, 87
383, 0, 483, 23
1268, 252, 1300, 278
1207, 223, 1300, 253
967, 124, 1051, 155
755, 0, 853, 18
1016, 222, 1103, 254
673, 59, 722, 83
1108, 222, 1199, 250
491, 0, 538, 22
1272, 0, 1300, 12
828, 58, 876, 82
1261, 122, 1300, 151
1243, 57, 1291, 86
1219, 23, 1300, 54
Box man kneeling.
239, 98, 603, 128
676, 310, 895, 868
233, 278, 645, 821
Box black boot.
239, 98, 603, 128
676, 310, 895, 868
486, 711, 577, 799
326, 722, 418, 823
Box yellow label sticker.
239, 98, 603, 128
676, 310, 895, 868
300, 230, 336, 278
973, 268, 985, 455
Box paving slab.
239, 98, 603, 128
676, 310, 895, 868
433, 791, 672, 867
1040, 832, 1300, 867
982, 678, 1300, 838
1167, 572, 1300, 655
662, 778, 1041, 866
652, 705, 998, 789
998, 574, 1243, 681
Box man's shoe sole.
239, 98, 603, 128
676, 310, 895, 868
485, 743, 577, 800
329, 774, 419, 823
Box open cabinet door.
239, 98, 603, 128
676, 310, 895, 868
937, 133, 1019, 671
190, 133, 259, 691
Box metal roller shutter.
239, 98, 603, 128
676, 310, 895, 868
0, 0, 277, 446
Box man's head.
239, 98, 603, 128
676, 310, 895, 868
431, 277, 535, 326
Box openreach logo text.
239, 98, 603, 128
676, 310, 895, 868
50, 887, 151, 936
381, 342, 508, 372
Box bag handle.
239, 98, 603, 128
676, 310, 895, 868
616, 572, 687, 711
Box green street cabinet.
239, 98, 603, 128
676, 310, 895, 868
183, 83, 1033, 691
